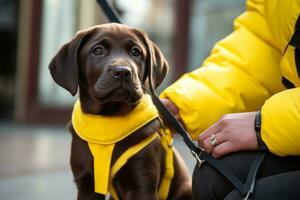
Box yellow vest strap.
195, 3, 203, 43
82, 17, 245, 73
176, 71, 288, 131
88, 142, 115, 195
158, 129, 174, 200
109, 133, 159, 200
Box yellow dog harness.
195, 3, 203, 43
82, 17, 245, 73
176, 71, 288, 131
72, 95, 174, 199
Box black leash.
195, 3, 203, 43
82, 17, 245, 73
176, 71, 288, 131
96, 0, 122, 23
96, 1, 265, 198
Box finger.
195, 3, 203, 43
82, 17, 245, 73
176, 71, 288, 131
198, 128, 227, 148
160, 98, 179, 116
201, 137, 214, 153
200, 132, 226, 153
198, 122, 222, 142
212, 141, 237, 158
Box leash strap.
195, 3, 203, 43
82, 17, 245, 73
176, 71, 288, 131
96, 0, 122, 23
95, 0, 266, 198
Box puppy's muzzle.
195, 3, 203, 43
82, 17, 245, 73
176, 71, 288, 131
111, 66, 132, 80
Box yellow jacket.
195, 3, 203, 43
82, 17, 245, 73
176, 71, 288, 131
161, 0, 300, 156
72, 95, 174, 200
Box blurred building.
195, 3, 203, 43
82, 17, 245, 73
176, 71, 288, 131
0, 0, 244, 124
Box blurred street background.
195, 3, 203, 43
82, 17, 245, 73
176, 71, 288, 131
0, 0, 245, 199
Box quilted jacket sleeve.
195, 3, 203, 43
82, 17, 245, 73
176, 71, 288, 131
161, 0, 285, 140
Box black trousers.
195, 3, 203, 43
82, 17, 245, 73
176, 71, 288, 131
192, 151, 300, 200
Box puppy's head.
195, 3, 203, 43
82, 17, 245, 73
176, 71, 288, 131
49, 23, 168, 114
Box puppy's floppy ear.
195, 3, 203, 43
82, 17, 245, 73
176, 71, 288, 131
49, 31, 90, 96
139, 31, 169, 88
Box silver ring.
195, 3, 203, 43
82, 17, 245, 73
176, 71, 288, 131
210, 134, 218, 147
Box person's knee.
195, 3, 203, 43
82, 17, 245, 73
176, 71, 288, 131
191, 152, 259, 199
192, 163, 231, 200
192, 164, 212, 200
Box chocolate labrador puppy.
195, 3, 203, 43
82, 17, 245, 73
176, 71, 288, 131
49, 23, 192, 200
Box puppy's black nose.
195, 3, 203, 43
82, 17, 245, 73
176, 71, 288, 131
111, 66, 132, 79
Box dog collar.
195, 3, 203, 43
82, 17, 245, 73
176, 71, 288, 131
72, 94, 159, 144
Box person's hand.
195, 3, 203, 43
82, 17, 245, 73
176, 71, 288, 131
198, 112, 259, 158
160, 98, 180, 120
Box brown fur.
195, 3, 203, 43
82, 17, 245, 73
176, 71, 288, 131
49, 23, 192, 200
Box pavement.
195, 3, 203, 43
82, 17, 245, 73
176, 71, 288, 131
0, 123, 196, 200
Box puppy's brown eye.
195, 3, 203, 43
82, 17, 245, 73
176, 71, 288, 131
130, 47, 142, 57
92, 46, 106, 56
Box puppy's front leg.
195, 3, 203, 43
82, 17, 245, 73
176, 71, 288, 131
113, 140, 164, 200
74, 172, 105, 200
70, 128, 106, 200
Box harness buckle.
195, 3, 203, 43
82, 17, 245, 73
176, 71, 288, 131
191, 150, 205, 168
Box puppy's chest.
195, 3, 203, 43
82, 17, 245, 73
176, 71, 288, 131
73, 119, 174, 200
111, 125, 161, 164
74, 118, 165, 196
